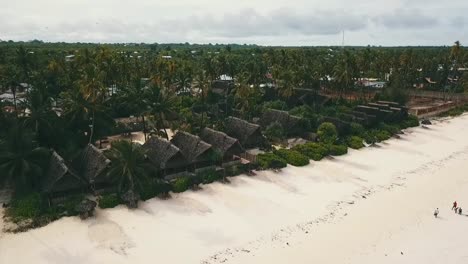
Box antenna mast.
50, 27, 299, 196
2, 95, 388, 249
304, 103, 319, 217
342, 30, 345, 49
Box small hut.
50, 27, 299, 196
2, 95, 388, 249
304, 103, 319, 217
260, 109, 304, 136
143, 137, 188, 178
171, 131, 215, 169
75, 144, 111, 192
42, 152, 86, 202
225, 117, 264, 149
200, 128, 244, 162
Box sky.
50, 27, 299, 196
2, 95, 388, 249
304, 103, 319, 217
0, 0, 467, 46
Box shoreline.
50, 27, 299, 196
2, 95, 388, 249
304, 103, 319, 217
2, 114, 468, 264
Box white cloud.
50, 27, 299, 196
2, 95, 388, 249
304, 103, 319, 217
0, 0, 466, 46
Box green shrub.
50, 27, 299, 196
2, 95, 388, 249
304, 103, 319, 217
263, 100, 288, 111
347, 136, 365, 149
317, 122, 338, 144
226, 164, 247, 176
264, 121, 285, 142
400, 115, 419, 129
139, 181, 157, 201
363, 131, 376, 144
197, 169, 221, 184
7, 193, 43, 221
292, 142, 329, 161
273, 149, 310, 167
98, 194, 121, 209
171, 177, 191, 193
350, 122, 365, 137
378, 123, 400, 135
364, 129, 392, 143
257, 153, 287, 169
328, 144, 348, 156
374, 130, 391, 142
60, 195, 85, 216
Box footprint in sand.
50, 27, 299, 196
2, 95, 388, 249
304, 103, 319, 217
87, 220, 134, 256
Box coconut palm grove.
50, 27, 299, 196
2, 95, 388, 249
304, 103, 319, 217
0, 40, 467, 230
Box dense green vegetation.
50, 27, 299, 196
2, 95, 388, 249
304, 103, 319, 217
257, 153, 288, 169
98, 194, 121, 209
0, 40, 466, 229
347, 136, 365, 149
273, 149, 310, 167
293, 142, 330, 161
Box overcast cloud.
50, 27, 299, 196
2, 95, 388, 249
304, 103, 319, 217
0, 0, 466, 46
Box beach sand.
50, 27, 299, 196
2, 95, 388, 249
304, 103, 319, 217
1, 114, 468, 264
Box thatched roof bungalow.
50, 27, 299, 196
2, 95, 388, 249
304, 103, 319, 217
225, 117, 264, 149
75, 144, 111, 188
42, 152, 86, 198
171, 131, 215, 169
200, 128, 244, 161
260, 109, 304, 136
143, 137, 188, 175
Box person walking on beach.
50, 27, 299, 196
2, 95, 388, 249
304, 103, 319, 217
453, 201, 458, 211
434, 208, 439, 218
459, 208, 463, 215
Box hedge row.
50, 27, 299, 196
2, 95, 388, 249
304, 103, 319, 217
273, 149, 310, 166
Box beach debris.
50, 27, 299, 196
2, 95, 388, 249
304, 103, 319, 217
121, 190, 140, 209
75, 198, 97, 219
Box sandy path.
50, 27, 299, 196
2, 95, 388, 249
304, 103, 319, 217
1, 114, 468, 264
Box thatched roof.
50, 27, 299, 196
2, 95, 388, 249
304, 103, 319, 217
200, 128, 244, 156
42, 152, 84, 193
225, 117, 262, 146
78, 144, 111, 184
260, 109, 302, 129
143, 137, 187, 169
171, 131, 213, 162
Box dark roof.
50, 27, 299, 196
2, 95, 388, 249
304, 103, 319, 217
43, 151, 84, 193
260, 109, 302, 129
225, 117, 261, 145
200, 128, 244, 155
143, 137, 187, 169
78, 144, 111, 183
171, 131, 212, 162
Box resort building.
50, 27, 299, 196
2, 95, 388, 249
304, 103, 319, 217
260, 109, 304, 136
225, 117, 264, 149
42, 152, 87, 202
200, 128, 244, 162
143, 137, 189, 180
74, 144, 111, 193
171, 131, 215, 171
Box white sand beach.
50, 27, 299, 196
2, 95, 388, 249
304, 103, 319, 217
2, 114, 468, 264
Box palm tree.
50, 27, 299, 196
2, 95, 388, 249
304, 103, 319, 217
105, 140, 153, 194
77, 66, 107, 144
143, 85, 176, 139
0, 122, 50, 193
22, 88, 54, 134
333, 50, 357, 98
193, 70, 211, 128
2, 65, 22, 116
273, 66, 296, 99
234, 74, 255, 119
